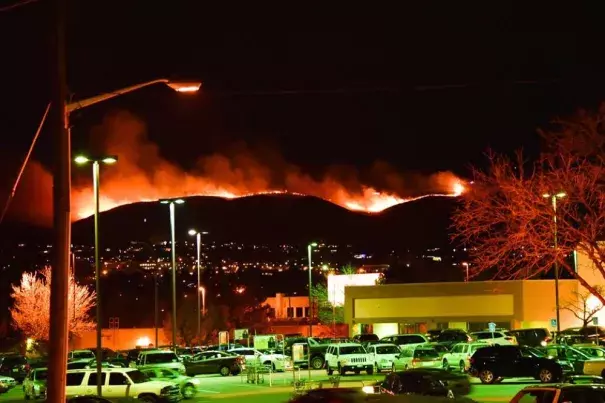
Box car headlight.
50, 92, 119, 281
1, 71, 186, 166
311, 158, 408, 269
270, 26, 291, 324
362, 386, 375, 394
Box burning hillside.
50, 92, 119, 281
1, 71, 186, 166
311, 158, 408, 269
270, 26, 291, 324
9, 111, 465, 225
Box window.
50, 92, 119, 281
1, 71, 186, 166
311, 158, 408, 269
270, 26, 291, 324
287, 307, 294, 317
376, 346, 400, 355
400, 335, 425, 344
108, 373, 129, 385
304, 307, 310, 317
268, 308, 275, 318
451, 345, 463, 354
160, 369, 176, 378
339, 346, 366, 355
35, 370, 48, 381
127, 370, 149, 384
66, 373, 85, 386
145, 352, 178, 364
73, 351, 94, 359
87, 372, 106, 386
414, 349, 439, 359
296, 307, 303, 317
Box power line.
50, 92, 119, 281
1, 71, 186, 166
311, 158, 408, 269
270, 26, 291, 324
0, 0, 40, 13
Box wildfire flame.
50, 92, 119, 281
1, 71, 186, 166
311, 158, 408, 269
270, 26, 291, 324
72, 181, 465, 220
9, 111, 467, 225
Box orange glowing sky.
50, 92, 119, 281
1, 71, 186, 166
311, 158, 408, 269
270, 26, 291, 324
72, 180, 466, 220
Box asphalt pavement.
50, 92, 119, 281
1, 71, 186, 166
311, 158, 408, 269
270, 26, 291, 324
0, 369, 540, 402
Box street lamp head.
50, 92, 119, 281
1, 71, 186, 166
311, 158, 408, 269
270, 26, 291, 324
166, 81, 202, 93
201, 231, 209, 235
188, 229, 197, 236
101, 156, 118, 164
556, 192, 567, 198
74, 155, 90, 164
309, 242, 318, 247
174, 199, 185, 205
160, 200, 170, 204
542, 193, 551, 198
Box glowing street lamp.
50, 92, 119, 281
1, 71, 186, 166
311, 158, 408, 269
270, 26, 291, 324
543, 192, 566, 334
49, 79, 201, 402
73, 154, 117, 396
159, 198, 185, 352
188, 229, 208, 339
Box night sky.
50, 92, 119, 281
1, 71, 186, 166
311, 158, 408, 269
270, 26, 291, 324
2, 2, 605, 223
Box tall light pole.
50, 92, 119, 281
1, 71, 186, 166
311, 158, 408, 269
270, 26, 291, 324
160, 199, 185, 352
307, 242, 317, 379
188, 229, 208, 341
543, 192, 566, 335
74, 155, 117, 396
131, 241, 160, 347
48, 78, 200, 403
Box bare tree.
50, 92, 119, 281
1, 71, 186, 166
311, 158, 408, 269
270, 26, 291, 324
562, 286, 604, 328
452, 104, 605, 303
11, 266, 95, 340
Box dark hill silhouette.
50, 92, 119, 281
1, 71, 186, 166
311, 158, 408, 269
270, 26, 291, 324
70, 194, 459, 248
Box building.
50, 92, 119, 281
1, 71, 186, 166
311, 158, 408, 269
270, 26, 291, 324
344, 250, 605, 338
73, 328, 169, 351
264, 293, 309, 319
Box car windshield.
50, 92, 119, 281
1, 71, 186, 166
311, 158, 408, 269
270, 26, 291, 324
376, 346, 400, 354
414, 349, 439, 358
127, 370, 149, 384
146, 352, 179, 364
35, 370, 48, 381
524, 347, 546, 358
339, 346, 366, 354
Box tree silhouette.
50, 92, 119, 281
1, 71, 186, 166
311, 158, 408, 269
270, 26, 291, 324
452, 104, 605, 303
562, 286, 604, 328
10, 266, 95, 340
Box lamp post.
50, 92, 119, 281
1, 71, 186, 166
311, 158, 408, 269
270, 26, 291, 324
543, 192, 566, 335
131, 241, 160, 347
462, 262, 469, 282
160, 199, 185, 352
188, 229, 208, 341
48, 79, 200, 402
307, 242, 317, 380
73, 155, 117, 397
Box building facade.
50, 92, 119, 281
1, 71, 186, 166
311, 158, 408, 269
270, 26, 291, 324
344, 248, 605, 338
264, 293, 310, 319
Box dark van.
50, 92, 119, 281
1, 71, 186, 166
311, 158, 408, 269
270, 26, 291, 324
508, 328, 551, 347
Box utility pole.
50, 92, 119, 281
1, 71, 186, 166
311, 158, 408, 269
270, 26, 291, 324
47, 0, 70, 399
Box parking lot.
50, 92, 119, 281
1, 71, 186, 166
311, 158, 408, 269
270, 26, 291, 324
0, 369, 547, 402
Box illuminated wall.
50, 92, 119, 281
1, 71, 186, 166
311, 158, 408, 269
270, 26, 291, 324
327, 273, 382, 306
73, 328, 170, 350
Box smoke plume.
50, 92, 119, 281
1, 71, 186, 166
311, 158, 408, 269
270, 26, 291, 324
10, 111, 464, 225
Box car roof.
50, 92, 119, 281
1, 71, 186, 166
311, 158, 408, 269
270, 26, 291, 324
330, 343, 363, 347
522, 384, 605, 391
369, 343, 399, 348
67, 367, 136, 373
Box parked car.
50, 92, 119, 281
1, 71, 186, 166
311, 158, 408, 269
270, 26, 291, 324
433, 330, 472, 348
185, 350, 244, 376
377, 369, 471, 398
352, 334, 379, 344
64, 368, 181, 401
535, 344, 594, 375
510, 383, 605, 403
284, 337, 330, 369
324, 343, 373, 375
425, 330, 443, 342
0, 375, 16, 393
469, 345, 567, 384
141, 367, 200, 399
393, 346, 442, 371
442, 342, 490, 372
22, 367, 47, 399
380, 334, 428, 349
470, 331, 517, 345
0, 354, 29, 383
576, 344, 605, 358
508, 328, 551, 347
428, 342, 450, 359
68, 350, 96, 362
228, 347, 291, 371
365, 343, 401, 373
130, 350, 186, 374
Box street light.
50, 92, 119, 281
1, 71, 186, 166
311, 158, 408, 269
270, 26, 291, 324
543, 192, 566, 335
307, 242, 317, 379
160, 199, 185, 352
73, 154, 118, 397
188, 229, 208, 340
48, 79, 200, 402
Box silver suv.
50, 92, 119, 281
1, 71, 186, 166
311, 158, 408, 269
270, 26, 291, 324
130, 350, 186, 374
